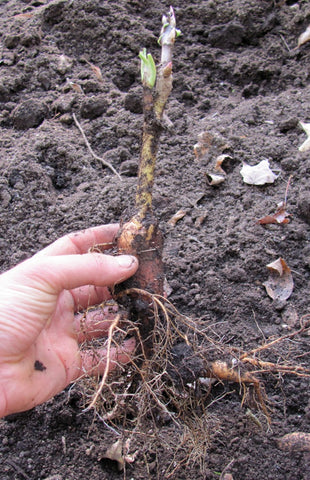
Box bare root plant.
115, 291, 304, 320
75, 9, 310, 477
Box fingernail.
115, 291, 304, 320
117, 254, 136, 268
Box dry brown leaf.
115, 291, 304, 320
298, 25, 310, 48
168, 209, 187, 226
101, 439, 137, 471
14, 13, 33, 19
263, 258, 294, 302
205, 173, 226, 186
277, 432, 310, 452
194, 210, 208, 227
256, 201, 290, 225
215, 154, 232, 174
66, 79, 84, 94
89, 63, 104, 82
102, 440, 124, 470
193, 131, 214, 160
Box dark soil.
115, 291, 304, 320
1, 0, 310, 479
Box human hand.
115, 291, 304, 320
0, 224, 138, 418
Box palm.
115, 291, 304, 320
0, 224, 138, 418
1, 285, 85, 414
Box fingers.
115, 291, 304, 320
74, 304, 121, 342
79, 337, 136, 376
36, 224, 120, 257
19, 252, 138, 294
71, 285, 112, 312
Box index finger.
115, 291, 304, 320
36, 224, 119, 257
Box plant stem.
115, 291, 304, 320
117, 7, 179, 304
135, 6, 178, 219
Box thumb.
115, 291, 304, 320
12, 253, 139, 294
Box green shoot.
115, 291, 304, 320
139, 48, 156, 88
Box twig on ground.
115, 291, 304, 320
280, 33, 291, 52
72, 113, 122, 180
240, 316, 310, 360
4, 459, 31, 480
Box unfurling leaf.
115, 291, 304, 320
298, 25, 310, 48
263, 258, 294, 302
298, 121, 310, 152
240, 160, 278, 185
277, 432, 310, 452
158, 6, 179, 46
257, 201, 290, 225
139, 48, 156, 88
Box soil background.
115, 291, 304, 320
0, 0, 310, 479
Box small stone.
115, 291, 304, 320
11, 99, 48, 129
